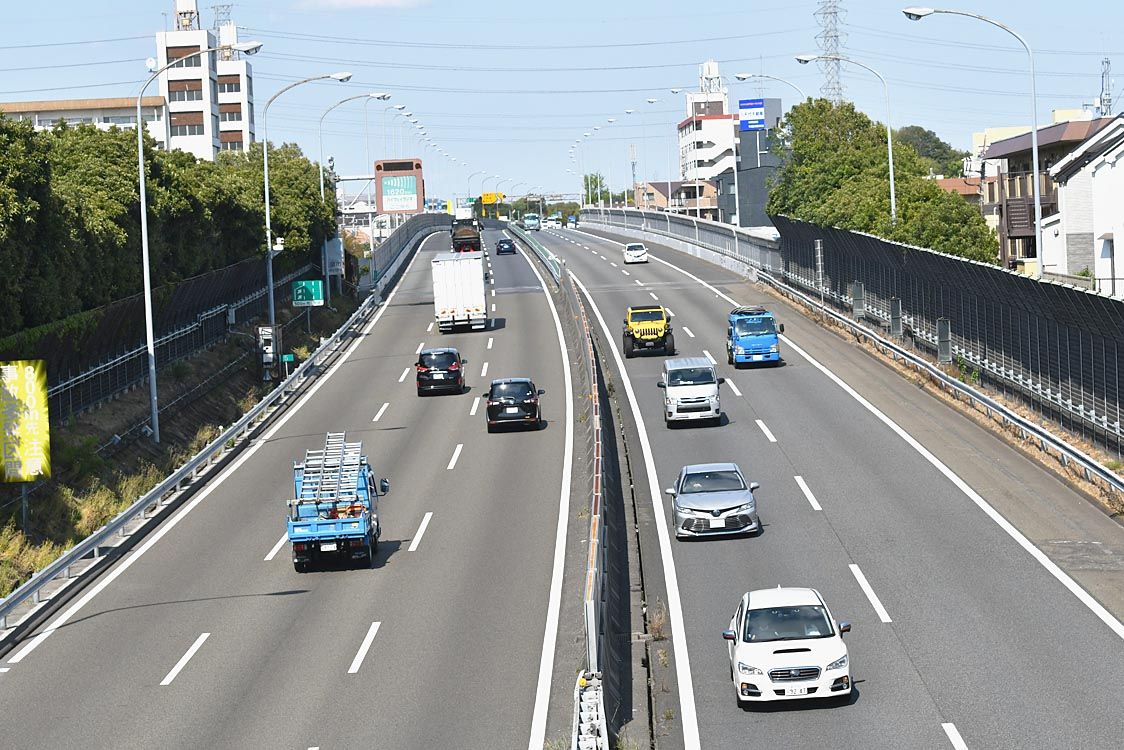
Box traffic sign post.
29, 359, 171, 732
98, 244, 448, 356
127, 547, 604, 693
291, 280, 325, 308
739, 98, 766, 131
281, 352, 295, 378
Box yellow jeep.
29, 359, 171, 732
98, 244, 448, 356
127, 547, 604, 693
623, 305, 675, 358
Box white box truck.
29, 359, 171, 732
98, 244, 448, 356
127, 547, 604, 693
431, 251, 487, 332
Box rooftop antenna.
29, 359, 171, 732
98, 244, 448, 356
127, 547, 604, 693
174, 0, 200, 31
1098, 57, 1113, 116
814, 0, 846, 103
211, 3, 232, 32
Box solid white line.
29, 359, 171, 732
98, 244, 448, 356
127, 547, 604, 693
5, 235, 438, 666
446, 443, 463, 470
649, 292, 659, 301
755, 419, 777, 442
470, 396, 481, 416
726, 379, 742, 397
569, 270, 700, 749
415, 341, 425, 354
487, 337, 494, 350
346, 622, 381, 674
426, 322, 433, 333
397, 367, 410, 383
480, 361, 489, 377
849, 564, 893, 623
523, 248, 576, 750
942, 723, 969, 750
263, 533, 288, 561
373, 402, 389, 422
794, 476, 823, 511
160, 632, 210, 686
702, 349, 716, 365
408, 512, 433, 552
682, 326, 694, 338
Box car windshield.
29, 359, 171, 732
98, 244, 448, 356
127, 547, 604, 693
630, 310, 664, 322
667, 367, 716, 386
735, 318, 775, 336
491, 382, 534, 399
626, 244, 645, 253
420, 351, 457, 368
743, 605, 834, 642
679, 470, 745, 493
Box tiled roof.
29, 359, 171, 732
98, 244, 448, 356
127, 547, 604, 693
982, 118, 1114, 159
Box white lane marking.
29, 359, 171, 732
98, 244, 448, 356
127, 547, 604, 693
755, 419, 777, 443
490, 276, 495, 285
0, 667, 9, 673
346, 622, 381, 674
446, 443, 463, 470
794, 476, 823, 511
491, 303, 496, 312
263, 533, 288, 561
480, 361, 489, 377
569, 270, 700, 749
599, 255, 607, 260
470, 396, 481, 416
373, 402, 390, 422
426, 322, 433, 333
621, 269, 630, 277
415, 341, 425, 354
609, 261, 618, 268
666, 307, 675, 317
849, 564, 893, 623
702, 350, 716, 365
408, 512, 433, 552
726, 379, 742, 397
491, 288, 496, 297
942, 723, 969, 750
487, 337, 494, 350
398, 367, 410, 383
5, 235, 438, 665
160, 633, 210, 686
682, 326, 695, 338
523, 248, 576, 750
649, 292, 659, 301
635, 279, 645, 286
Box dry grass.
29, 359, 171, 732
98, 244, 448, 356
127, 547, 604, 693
648, 597, 668, 641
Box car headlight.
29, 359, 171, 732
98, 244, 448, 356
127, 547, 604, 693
735, 501, 755, 513
769, 344, 779, 353
736, 347, 746, 354
826, 654, 848, 671
738, 662, 763, 676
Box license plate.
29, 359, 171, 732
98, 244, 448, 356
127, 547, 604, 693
505, 407, 520, 414
708, 517, 725, 529
785, 686, 808, 696
644, 341, 655, 347
751, 355, 763, 361
320, 542, 337, 552
432, 372, 445, 379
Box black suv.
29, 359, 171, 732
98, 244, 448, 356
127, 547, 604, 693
416, 348, 467, 395
496, 238, 517, 255
486, 378, 544, 432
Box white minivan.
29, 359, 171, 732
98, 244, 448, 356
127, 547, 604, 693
623, 242, 649, 264
657, 357, 724, 426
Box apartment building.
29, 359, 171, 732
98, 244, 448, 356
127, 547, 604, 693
677, 61, 737, 185
0, 97, 169, 147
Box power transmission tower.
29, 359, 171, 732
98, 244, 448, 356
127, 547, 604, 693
1098, 57, 1113, 116
211, 3, 232, 32
815, 0, 846, 103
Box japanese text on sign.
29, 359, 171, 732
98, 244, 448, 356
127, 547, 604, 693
1, 360, 51, 482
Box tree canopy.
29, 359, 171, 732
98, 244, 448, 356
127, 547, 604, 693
895, 125, 970, 178
767, 99, 996, 263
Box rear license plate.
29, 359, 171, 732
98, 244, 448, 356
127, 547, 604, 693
432, 372, 445, 379
320, 542, 337, 552
708, 517, 725, 529
505, 407, 519, 414
785, 686, 808, 696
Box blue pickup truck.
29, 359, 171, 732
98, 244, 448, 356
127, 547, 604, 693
726, 306, 784, 366
287, 433, 389, 572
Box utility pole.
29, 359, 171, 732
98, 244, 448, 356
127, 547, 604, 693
629, 143, 638, 207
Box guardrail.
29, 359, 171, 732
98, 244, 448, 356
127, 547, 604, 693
507, 224, 562, 284
581, 210, 1124, 500
0, 218, 443, 633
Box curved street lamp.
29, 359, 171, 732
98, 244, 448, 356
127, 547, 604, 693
135, 39, 262, 442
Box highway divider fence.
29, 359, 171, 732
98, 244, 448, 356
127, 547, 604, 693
584, 207, 1124, 456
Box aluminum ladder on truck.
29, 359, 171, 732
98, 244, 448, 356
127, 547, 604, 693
297, 432, 364, 509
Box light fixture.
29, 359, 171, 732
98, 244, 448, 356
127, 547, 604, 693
795, 54, 817, 64
902, 6, 935, 20
330, 71, 353, 81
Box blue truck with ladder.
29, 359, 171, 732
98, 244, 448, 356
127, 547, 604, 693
726, 305, 785, 366
287, 433, 389, 572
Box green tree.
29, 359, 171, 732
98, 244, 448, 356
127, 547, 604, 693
895, 125, 969, 178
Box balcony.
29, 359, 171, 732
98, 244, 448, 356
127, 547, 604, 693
1001, 171, 1059, 237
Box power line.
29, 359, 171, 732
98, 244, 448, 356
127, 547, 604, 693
0, 58, 140, 73
0, 34, 149, 51
0, 80, 143, 96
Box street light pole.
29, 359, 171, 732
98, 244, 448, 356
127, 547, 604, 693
797, 53, 896, 225
903, 6, 1042, 277
136, 40, 262, 443
262, 71, 352, 328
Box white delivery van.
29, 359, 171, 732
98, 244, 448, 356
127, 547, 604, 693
657, 357, 724, 427
623, 242, 649, 264
431, 251, 488, 332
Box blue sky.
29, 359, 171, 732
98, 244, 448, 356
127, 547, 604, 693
2, 0, 1121, 201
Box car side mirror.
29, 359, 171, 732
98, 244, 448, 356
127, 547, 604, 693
839, 621, 851, 635
537, 389, 545, 395
656, 381, 666, 388
749, 482, 760, 491
717, 377, 725, 385
722, 629, 737, 641
379, 478, 390, 495
623, 318, 628, 325
778, 323, 785, 333
664, 487, 675, 496
727, 327, 733, 337
461, 358, 468, 364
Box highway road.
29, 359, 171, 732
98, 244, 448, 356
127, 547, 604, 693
0, 230, 573, 749
539, 225, 1124, 749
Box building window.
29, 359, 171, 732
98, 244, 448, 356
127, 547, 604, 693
220, 110, 242, 122
170, 124, 204, 136
102, 115, 138, 125
218, 81, 241, 94
169, 55, 201, 69
220, 141, 243, 151
169, 89, 203, 102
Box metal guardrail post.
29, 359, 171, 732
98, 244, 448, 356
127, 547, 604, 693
891, 297, 903, 339
852, 281, 866, 320
938, 317, 952, 363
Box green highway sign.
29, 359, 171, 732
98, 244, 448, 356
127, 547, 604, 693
291, 280, 324, 308
281, 353, 295, 363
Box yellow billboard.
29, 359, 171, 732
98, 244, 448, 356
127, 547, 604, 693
1, 360, 51, 482
481, 192, 506, 205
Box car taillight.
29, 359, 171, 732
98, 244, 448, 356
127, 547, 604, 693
416, 364, 429, 372
293, 542, 307, 551
448, 361, 460, 371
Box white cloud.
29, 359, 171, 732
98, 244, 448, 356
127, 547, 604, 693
296, 0, 429, 8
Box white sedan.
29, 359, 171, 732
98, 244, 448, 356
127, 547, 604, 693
623, 242, 649, 264
723, 587, 852, 705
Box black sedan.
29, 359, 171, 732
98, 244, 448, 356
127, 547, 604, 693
486, 378, 544, 431
416, 348, 467, 395
495, 238, 517, 255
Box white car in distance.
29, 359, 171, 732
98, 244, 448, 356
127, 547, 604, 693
623, 242, 649, 264
723, 587, 852, 706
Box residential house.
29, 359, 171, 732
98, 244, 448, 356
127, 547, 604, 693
632, 181, 719, 221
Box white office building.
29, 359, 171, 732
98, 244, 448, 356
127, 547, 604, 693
677, 60, 737, 183
0, 97, 169, 147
